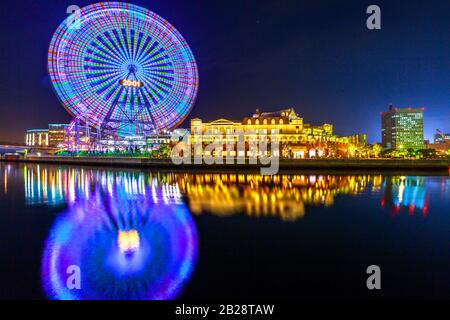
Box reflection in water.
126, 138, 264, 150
181, 174, 373, 221
1, 163, 449, 300
16, 164, 445, 220
381, 176, 429, 216
3, 168, 7, 194
41, 185, 198, 300
0, 163, 14, 195
23, 165, 182, 206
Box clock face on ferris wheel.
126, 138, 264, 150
48, 2, 199, 135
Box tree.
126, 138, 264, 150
347, 144, 357, 158
372, 144, 382, 158
418, 149, 437, 159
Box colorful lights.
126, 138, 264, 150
41, 185, 198, 300
118, 230, 141, 253
48, 2, 199, 136
21, 164, 439, 223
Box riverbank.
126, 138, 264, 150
2, 155, 449, 172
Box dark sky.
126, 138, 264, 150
0, 0, 448, 143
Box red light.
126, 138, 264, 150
422, 206, 428, 217
391, 204, 401, 217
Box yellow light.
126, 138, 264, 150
4, 171, 7, 194
118, 230, 140, 253
120, 79, 143, 88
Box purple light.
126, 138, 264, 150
41, 186, 198, 300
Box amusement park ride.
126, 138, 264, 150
48, 2, 199, 151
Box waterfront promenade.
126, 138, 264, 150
2, 155, 449, 172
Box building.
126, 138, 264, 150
26, 124, 67, 148
427, 141, 450, 155
146, 133, 171, 150
65, 122, 97, 151
26, 123, 94, 149
25, 129, 49, 147
434, 130, 450, 143
190, 107, 366, 158
48, 124, 69, 148
426, 130, 450, 155
381, 105, 425, 151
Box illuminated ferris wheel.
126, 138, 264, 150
48, 2, 199, 138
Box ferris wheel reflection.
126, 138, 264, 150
38, 168, 197, 300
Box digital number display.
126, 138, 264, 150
120, 79, 144, 88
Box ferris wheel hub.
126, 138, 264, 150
127, 64, 137, 73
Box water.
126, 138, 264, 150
0, 162, 449, 300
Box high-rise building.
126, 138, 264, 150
381, 105, 424, 151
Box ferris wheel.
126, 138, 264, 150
48, 2, 199, 138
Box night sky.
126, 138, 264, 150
0, 0, 448, 143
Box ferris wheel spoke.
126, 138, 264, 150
110, 29, 131, 62
145, 75, 172, 95
138, 41, 163, 66
122, 28, 135, 63
135, 34, 165, 66
86, 23, 123, 57
146, 73, 175, 85
102, 31, 128, 62
134, 32, 150, 64
140, 86, 159, 105
131, 29, 141, 62
144, 49, 169, 67
142, 60, 174, 70
93, 80, 119, 96
148, 77, 173, 93
104, 86, 123, 105
88, 38, 124, 66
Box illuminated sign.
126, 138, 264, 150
120, 79, 144, 88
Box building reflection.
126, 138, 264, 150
15, 163, 446, 220
3, 166, 7, 194
0, 163, 20, 196
381, 176, 429, 216
22, 165, 182, 206
179, 174, 374, 221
